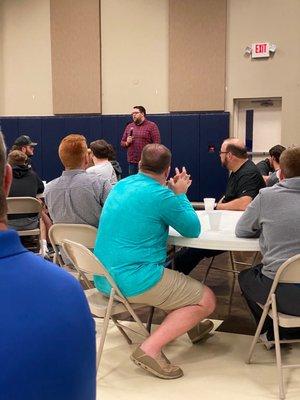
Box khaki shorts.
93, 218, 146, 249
127, 268, 204, 311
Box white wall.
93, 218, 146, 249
0, 0, 52, 116
101, 0, 169, 114
0, 1, 4, 114
1, 0, 300, 150
226, 0, 300, 147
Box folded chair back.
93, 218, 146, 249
275, 254, 300, 284
62, 239, 123, 298
49, 223, 97, 267
7, 196, 42, 216
6, 197, 42, 251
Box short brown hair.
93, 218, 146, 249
0, 133, 7, 219
140, 144, 171, 174
58, 134, 88, 169
8, 150, 28, 166
133, 105, 146, 115
269, 145, 286, 163
280, 147, 300, 178
90, 140, 111, 159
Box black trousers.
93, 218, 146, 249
238, 264, 300, 339
172, 248, 224, 275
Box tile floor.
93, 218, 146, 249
96, 319, 300, 400
95, 252, 300, 400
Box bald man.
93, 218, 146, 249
174, 138, 265, 275
216, 138, 265, 211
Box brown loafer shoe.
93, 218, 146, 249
130, 347, 183, 379
187, 320, 214, 344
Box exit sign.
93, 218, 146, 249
252, 42, 270, 58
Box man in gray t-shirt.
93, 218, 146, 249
236, 147, 300, 341
45, 134, 111, 228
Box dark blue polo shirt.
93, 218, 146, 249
0, 230, 96, 400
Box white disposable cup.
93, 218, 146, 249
208, 211, 222, 231
204, 198, 215, 211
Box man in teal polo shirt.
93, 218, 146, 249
94, 143, 216, 379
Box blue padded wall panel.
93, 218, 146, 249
88, 116, 102, 143
101, 115, 129, 179
0, 118, 19, 149
64, 117, 91, 139
114, 115, 132, 178
150, 114, 171, 150
41, 118, 66, 182
101, 116, 118, 146
18, 118, 43, 177
199, 113, 229, 200
171, 115, 200, 201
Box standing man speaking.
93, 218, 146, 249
121, 106, 160, 175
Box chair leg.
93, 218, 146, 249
271, 295, 285, 400
228, 252, 239, 315
246, 301, 271, 364
110, 315, 132, 345
125, 301, 150, 337
202, 256, 215, 283
146, 306, 155, 333
228, 272, 236, 316
96, 291, 115, 371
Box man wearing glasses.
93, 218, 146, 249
216, 138, 266, 211
121, 106, 160, 175
174, 138, 266, 275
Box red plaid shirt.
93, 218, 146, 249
121, 119, 160, 163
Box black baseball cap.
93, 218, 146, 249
14, 135, 37, 146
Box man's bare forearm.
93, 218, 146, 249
216, 195, 252, 211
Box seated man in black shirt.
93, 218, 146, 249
256, 157, 273, 178
7, 150, 44, 230
216, 139, 266, 210
7, 150, 53, 255
256, 144, 286, 184
174, 138, 265, 274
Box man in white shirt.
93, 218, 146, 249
86, 140, 117, 185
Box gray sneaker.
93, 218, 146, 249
130, 347, 183, 379
187, 320, 214, 344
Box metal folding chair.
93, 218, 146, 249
62, 239, 150, 370
7, 197, 42, 252
246, 254, 300, 399
49, 223, 97, 266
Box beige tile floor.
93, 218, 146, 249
95, 319, 300, 400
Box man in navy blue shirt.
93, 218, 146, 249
0, 133, 96, 400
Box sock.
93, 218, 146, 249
40, 239, 49, 255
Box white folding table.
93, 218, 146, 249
168, 210, 260, 314
168, 210, 260, 252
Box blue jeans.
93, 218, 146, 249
128, 163, 138, 175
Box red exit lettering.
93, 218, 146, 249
255, 44, 267, 53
